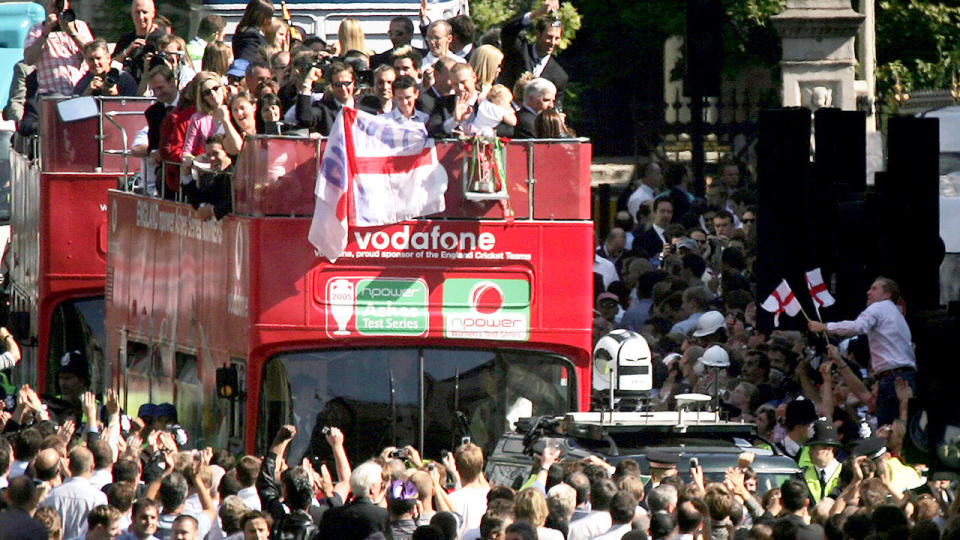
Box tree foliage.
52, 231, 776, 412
876, 1, 960, 107
470, 0, 581, 51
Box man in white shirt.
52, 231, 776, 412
446, 443, 489, 536
568, 478, 617, 540
381, 75, 428, 127
118, 498, 160, 540
590, 491, 636, 540
234, 456, 262, 512
42, 446, 109, 538
421, 20, 465, 72
808, 276, 916, 426
626, 163, 663, 221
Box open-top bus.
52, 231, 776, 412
105, 134, 595, 462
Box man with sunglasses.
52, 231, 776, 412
371, 17, 425, 69
296, 61, 357, 135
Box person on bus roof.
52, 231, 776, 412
232, 0, 275, 63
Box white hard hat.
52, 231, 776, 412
692, 310, 725, 337
700, 345, 730, 368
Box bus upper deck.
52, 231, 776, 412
105, 133, 596, 459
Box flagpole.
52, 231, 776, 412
799, 306, 830, 343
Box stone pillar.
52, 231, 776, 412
772, 0, 865, 111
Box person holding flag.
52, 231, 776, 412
807, 277, 916, 427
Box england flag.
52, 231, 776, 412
761, 279, 802, 327
804, 267, 836, 318
308, 107, 449, 261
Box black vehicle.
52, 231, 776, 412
485, 410, 802, 493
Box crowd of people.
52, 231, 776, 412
3, 0, 576, 214
0, 353, 956, 540
588, 156, 958, 539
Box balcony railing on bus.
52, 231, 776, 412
34, 96, 155, 175
230, 134, 593, 221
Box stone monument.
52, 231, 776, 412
772, 0, 865, 111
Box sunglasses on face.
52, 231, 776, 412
332, 80, 354, 88
202, 85, 221, 97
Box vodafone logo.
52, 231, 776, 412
469, 282, 503, 314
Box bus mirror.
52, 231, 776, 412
216, 365, 241, 400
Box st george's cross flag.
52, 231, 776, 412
804, 267, 836, 319
308, 107, 448, 261
761, 279, 802, 327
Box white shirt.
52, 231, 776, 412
380, 107, 429, 129
826, 299, 916, 373
90, 467, 113, 490
593, 254, 619, 290
568, 511, 613, 540
41, 476, 109, 538
591, 523, 632, 540
814, 459, 841, 485
237, 486, 262, 511
627, 184, 655, 220
421, 51, 466, 71
8, 459, 28, 479
0, 351, 17, 370
652, 223, 666, 245
448, 485, 489, 537
464, 100, 511, 137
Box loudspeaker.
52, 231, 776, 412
881, 116, 941, 311
684, 0, 724, 97
813, 109, 867, 321
756, 108, 812, 333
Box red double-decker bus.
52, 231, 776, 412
8, 96, 152, 394
105, 134, 594, 461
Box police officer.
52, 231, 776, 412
803, 420, 843, 503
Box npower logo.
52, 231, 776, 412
469, 281, 504, 314
443, 278, 529, 341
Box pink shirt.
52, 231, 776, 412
24, 20, 92, 95
181, 111, 222, 158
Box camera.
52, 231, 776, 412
689, 457, 699, 469
102, 68, 120, 92
389, 448, 409, 459
356, 69, 374, 89
150, 51, 173, 71
321, 426, 331, 436
53, 0, 76, 29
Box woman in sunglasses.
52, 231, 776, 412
181, 71, 227, 175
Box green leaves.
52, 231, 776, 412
876, 1, 960, 111
469, 0, 581, 51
